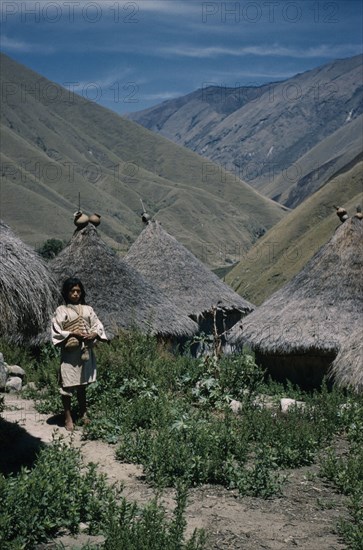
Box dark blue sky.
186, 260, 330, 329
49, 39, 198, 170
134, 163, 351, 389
1, 0, 362, 113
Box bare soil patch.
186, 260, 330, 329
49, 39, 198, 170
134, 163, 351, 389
1, 394, 348, 549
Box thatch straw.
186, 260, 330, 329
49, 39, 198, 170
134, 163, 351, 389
228, 218, 363, 359
0, 221, 60, 345
330, 329, 363, 393
50, 224, 198, 338
125, 221, 254, 320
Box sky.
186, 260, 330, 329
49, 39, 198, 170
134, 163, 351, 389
1, 0, 362, 114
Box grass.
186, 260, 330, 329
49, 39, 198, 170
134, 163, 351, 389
2, 332, 362, 548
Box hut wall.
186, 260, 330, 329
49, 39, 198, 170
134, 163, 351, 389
156, 334, 193, 354
189, 309, 244, 357
192, 309, 243, 336
255, 352, 337, 390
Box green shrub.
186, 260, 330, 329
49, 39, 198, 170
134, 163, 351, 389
175, 349, 263, 410
22, 344, 61, 415
36, 238, 65, 259
259, 376, 306, 399
338, 492, 363, 550
103, 483, 206, 550
305, 381, 348, 441
25, 345, 60, 400
114, 409, 288, 497
0, 438, 119, 549
233, 446, 285, 499
243, 407, 318, 468
319, 396, 363, 550
116, 409, 250, 489
321, 446, 363, 550
0, 339, 35, 376
0, 438, 205, 550
320, 446, 363, 497
0, 341, 60, 413
95, 332, 169, 386
218, 350, 265, 400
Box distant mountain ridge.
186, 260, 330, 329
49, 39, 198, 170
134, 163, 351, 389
128, 54, 363, 207
0, 53, 286, 266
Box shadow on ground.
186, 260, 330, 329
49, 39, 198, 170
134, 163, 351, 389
0, 417, 46, 475
46, 413, 65, 428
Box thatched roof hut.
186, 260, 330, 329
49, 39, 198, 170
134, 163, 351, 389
227, 217, 363, 388
330, 329, 363, 394
0, 221, 60, 345
50, 224, 198, 339
124, 220, 254, 333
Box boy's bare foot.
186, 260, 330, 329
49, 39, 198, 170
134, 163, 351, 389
79, 415, 90, 426
62, 395, 73, 431
65, 419, 74, 431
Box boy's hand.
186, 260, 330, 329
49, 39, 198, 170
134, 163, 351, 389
82, 332, 98, 341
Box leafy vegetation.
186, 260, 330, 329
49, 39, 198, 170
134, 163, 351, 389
0, 438, 118, 548
101, 482, 206, 550
0, 437, 205, 550
320, 400, 363, 549
0, 338, 35, 374
36, 238, 65, 260
2, 332, 362, 548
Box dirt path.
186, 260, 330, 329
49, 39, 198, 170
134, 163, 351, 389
1, 394, 348, 549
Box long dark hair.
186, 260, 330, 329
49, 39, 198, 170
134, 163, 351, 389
61, 277, 86, 305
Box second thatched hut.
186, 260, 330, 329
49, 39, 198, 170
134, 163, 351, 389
50, 223, 198, 340
124, 220, 254, 339
227, 217, 363, 389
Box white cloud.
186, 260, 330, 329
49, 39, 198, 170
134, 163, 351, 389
157, 43, 363, 59
137, 0, 200, 15
141, 91, 184, 100
203, 69, 294, 82
6, 0, 199, 16
76, 68, 137, 89
1, 36, 55, 53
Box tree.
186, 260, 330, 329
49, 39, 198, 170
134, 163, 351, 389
37, 239, 65, 260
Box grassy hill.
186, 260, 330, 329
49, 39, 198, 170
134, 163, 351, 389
0, 53, 286, 265
226, 158, 363, 304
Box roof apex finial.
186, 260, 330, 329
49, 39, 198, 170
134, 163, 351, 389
140, 198, 151, 224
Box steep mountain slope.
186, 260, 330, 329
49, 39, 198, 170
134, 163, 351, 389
128, 55, 363, 205
264, 118, 363, 206
0, 53, 286, 265
225, 158, 363, 305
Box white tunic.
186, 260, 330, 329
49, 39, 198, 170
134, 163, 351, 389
51, 304, 107, 389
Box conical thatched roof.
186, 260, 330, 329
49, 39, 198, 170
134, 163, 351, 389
228, 218, 363, 359
124, 221, 254, 319
50, 224, 198, 338
330, 329, 363, 393
0, 221, 60, 344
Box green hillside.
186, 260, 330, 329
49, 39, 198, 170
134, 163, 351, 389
226, 159, 363, 304
0, 53, 286, 265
